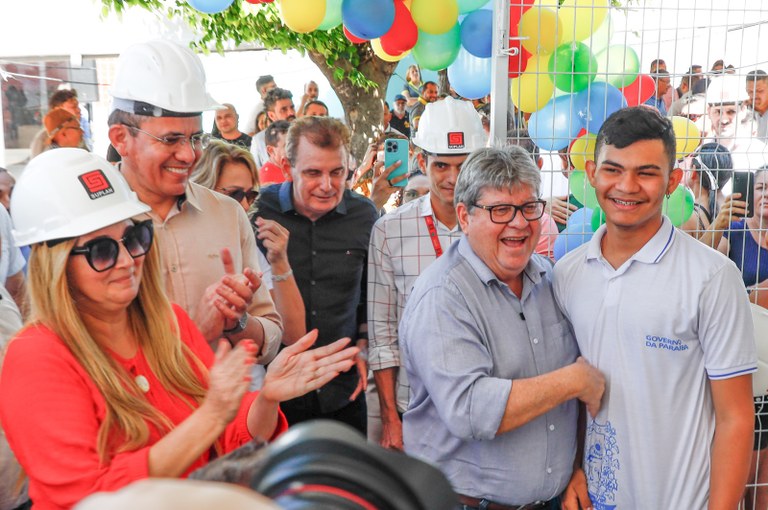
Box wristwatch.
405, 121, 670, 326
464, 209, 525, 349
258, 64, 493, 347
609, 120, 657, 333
223, 313, 248, 335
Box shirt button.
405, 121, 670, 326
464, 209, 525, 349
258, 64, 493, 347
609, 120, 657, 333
532, 338, 539, 344
311, 280, 316, 286
546, 467, 552, 474
171, 265, 177, 273
311, 310, 317, 316
312, 250, 317, 256
549, 424, 555, 431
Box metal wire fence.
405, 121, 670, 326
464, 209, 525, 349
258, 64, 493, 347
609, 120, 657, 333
492, 1, 768, 507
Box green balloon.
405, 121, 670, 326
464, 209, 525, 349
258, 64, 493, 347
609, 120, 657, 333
413, 25, 461, 71
317, 0, 342, 30
663, 185, 695, 226
569, 170, 599, 210
591, 206, 606, 231
595, 45, 639, 88
549, 42, 597, 93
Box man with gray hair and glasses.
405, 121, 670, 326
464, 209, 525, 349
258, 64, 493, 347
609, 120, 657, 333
399, 146, 605, 510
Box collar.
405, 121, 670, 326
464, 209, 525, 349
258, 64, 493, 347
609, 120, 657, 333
418, 97, 428, 106
586, 216, 675, 265
179, 181, 204, 212
276, 181, 348, 217
457, 235, 546, 288
418, 193, 461, 232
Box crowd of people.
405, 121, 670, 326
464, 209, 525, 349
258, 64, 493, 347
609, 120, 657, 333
1, 39, 768, 510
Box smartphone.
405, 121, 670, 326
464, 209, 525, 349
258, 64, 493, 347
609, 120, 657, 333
384, 138, 409, 187
732, 171, 755, 218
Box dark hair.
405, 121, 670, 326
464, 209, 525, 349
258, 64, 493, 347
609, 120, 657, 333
265, 120, 291, 147
693, 142, 733, 190
264, 87, 293, 113
49, 89, 78, 109
594, 107, 676, 170
747, 70, 768, 83
420, 81, 438, 93
302, 100, 328, 116
256, 75, 275, 92
506, 128, 540, 162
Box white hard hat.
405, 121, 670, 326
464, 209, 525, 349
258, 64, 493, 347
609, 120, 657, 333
111, 39, 223, 116
11, 149, 150, 246
705, 75, 749, 105
412, 97, 487, 155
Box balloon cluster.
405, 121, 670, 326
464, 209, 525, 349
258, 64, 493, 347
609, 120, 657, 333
183, 0, 497, 100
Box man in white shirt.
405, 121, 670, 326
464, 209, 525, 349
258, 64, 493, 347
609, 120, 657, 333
554, 106, 756, 509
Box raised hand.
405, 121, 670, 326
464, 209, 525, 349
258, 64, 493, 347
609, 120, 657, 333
260, 330, 358, 403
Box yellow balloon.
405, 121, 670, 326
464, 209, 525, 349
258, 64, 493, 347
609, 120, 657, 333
510, 54, 554, 113
411, 0, 459, 35
671, 116, 702, 158
559, 0, 610, 43
519, 6, 562, 55
371, 39, 409, 62
570, 133, 597, 171
279, 0, 325, 34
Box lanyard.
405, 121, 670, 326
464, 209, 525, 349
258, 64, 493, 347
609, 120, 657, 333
424, 216, 443, 258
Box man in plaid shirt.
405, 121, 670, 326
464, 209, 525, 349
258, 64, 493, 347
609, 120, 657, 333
367, 98, 487, 449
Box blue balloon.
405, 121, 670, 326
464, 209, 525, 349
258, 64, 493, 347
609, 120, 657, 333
528, 95, 583, 151
575, 82, 628, 134
187, 0, 234, 14
342, 0, 396, 40
566, 208, 594, 229
553, 218, 594, 261
447, 47, 491, 99
460, 9, 493, 58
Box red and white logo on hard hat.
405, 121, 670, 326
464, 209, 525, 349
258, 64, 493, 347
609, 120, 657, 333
78, 170, 115, 200
447, 132, 465, 149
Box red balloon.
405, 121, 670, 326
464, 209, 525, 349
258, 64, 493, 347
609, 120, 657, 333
508, 40, 531, 78
344, 26, 368, 44
621, 74, 655, 107
380, 0, 418, 54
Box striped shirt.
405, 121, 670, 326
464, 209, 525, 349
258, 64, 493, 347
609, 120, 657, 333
368, 194, 463, 412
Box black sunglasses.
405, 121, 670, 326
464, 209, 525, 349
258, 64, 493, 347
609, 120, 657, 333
217, 187, 259, 204
70, 220, 154, 272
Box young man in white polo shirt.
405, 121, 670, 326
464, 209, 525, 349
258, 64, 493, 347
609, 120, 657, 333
553, 106, 756, 509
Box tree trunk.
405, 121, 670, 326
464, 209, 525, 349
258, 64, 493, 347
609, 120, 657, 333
307, 48, 397, 162
437, 69, 451, 96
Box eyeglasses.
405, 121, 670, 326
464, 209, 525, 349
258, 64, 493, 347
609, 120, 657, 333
216, 186, 259, 204
70, 220, 154, 272
473, 200, 546, 224
127, 126, 210, 151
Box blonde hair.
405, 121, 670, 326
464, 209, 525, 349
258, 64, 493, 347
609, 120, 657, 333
26, 237, 209, 462
191, 139, 260, 190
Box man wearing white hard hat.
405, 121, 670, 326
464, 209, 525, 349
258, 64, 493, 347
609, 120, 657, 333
705, 74, 768, 173
367, 97, 486, 448
107, 40, 282, 361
